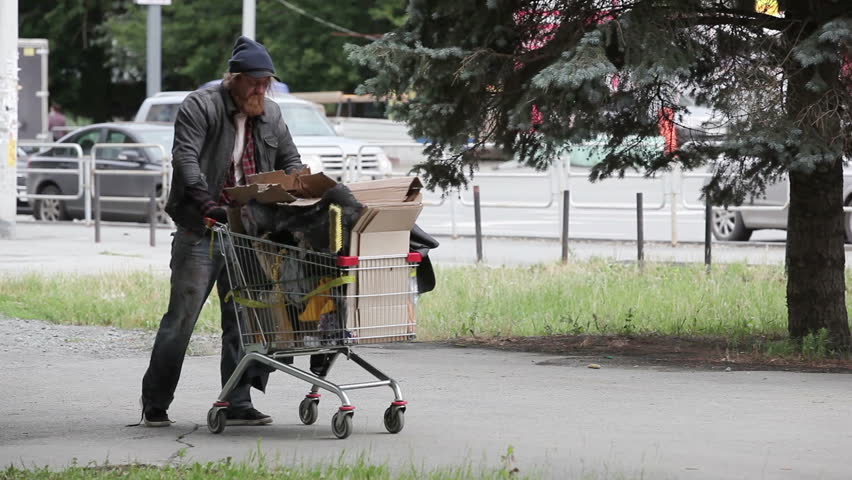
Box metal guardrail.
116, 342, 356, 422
565, 161, 668, 211
16, 142, 86, 202
90, 143, 171, 246
296, 145, 351, 181
460, 171, 556, 209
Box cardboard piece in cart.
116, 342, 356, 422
223, 168, 338, 207
349, 203, 422, 256
223, 168, 337, 233
346, 177, 423, 205
344, 177, 423, 343
347, 177, 423, 257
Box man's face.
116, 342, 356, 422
231, 75, 270, 117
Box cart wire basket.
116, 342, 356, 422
205, 222, 419, 438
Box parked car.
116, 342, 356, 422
26, 122, 173, 223
710, 175, 852, 243
16, 147, 31, 213
134, 91, 393, 179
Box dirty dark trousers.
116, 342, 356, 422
141, 228, 253, 412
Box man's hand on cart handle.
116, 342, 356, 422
205, 207, 229, 225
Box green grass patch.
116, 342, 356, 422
0, 271, 220, 332
0, 451, 539, 480
418, 260, 803, 339
1, 261, 850, 344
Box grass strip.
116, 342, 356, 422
0, 454, 536, 480
0, 270, 219, 332
1, 261, 849, 341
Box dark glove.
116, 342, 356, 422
206, 207, 229, 225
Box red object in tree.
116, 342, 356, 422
658, 107, 678, 154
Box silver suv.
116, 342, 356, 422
134, 91, 392, 180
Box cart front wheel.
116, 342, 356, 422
299, 398, 319, 425
207, 407, 227, 434
331, 411, 353, 439
383, 406, 405, 434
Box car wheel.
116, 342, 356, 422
33, 184, 69, 222
844, 198, 852, 244
155, 187, 169, 225
712, 209, 752, 241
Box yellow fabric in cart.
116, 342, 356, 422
298, 277, 338, 322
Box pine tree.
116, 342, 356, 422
349, 0, 852, 349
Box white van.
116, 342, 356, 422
134, 91, 393, 180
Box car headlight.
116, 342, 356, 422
376, 152, 392, 174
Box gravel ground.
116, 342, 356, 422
0, 316, 222, 359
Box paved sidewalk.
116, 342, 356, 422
1, 337, 850, 479
0, 217, 804, 274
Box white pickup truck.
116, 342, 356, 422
134, 91, 393, 180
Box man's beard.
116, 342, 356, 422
234, 91, 265, 117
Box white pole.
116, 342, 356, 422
0, 0, 19, 239
146, 5, 162, 97
243, 0, 256, 39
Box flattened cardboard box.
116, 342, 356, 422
224, 170, 337, 207
347, 177, 423, 204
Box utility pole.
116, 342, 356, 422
0, 0, 19, 239
243, 0, 256, 39
136, 0, 171, 97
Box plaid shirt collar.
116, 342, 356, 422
219, 115, 257, 206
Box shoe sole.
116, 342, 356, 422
226, 417, 273, 426
144, 420, 172, 427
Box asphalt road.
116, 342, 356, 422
1, 335, 850, 479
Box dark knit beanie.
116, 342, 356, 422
228, 36, 278, 79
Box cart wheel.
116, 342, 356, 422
207, 407, 227, 434
299, 397, 319, 425
383, 406, 405, 434
331, 411, 353, 439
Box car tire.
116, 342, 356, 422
844, 198, 852, 244
33, 184, 69, 222
155, 186, 169, 225
712, 209, 752, 241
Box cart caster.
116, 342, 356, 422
384, 402, 406, 434
331, 410, 354, 439
299, 396, 319, 425
207, 407, 227, 434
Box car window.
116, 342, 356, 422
134, 129, 174, 163
277, 103, 336, 136
103, 129, 141, 161
146, 103, 181, 123
68, 129, 102, 156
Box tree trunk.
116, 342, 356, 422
786, 161, 851, 349
784, 2, 851, 351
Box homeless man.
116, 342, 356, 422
140, 36, 304, 427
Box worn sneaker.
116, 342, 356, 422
144, 408, 173, 427
225, 407, 273, 426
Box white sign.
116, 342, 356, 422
135, 0, 172, 5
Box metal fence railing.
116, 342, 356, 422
90, 143, 171, 246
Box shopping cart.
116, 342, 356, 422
205, 221, 419, 439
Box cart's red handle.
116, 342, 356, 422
204, 217, 218, 228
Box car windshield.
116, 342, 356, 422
135, 129, 175, 162
277, 103, 335, 136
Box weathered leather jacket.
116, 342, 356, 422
165, 85, 303, 233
